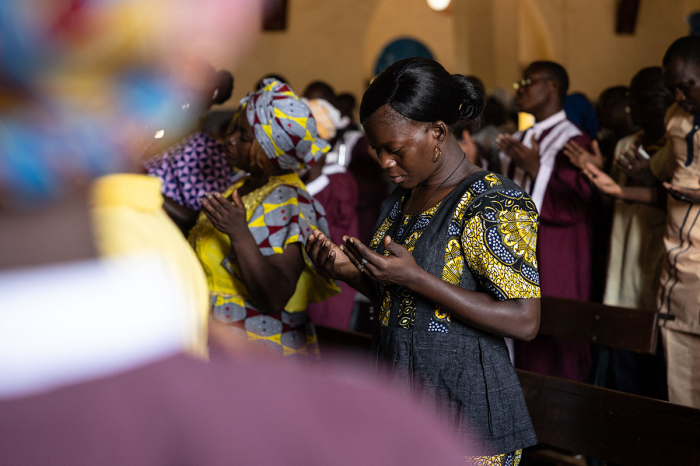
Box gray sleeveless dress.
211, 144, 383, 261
369, 171, 539, 456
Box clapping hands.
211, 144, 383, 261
497, 134, 541, 178
564, 140, 604, 171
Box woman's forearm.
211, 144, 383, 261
403, 268, 540, 341
162, 197, 200, 235
230, 232, 302, 314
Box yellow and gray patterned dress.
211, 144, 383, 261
190, 172, 339, 359
369, 171, 539, 459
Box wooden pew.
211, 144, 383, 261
537, 296, 663, 388
538, 296, 660, 354
519, 370, 700, 465
349, 296, 661, 354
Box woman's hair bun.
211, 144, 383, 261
452, 74, 485, 121
360, 57, 485, 125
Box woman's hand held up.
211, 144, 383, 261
343, 235, 423, 289
200, 191, 248, 239
305, 230, 361, 283
583, 162, 623, 198
380, 235, 423, 288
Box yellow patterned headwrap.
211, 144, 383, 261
243, 79, 330, 170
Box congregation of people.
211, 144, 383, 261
142, 36, 700, 409
2, 13, 700, 463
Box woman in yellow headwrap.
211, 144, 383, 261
189, 79, 339, 359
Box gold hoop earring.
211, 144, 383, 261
433, 146, 442, 162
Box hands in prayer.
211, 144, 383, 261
563, 140, 604, 171
305, 231, 422, 288
200, 191, 248, 238
497, 134, 541, 179
305, 230, 361, 283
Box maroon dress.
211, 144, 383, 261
499, 111, 593, 383
513, 138, 594, 383
306, 170, 360, 329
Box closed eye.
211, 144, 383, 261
371, 145, 402, 159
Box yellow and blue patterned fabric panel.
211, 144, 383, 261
371, 198, 441, 328
431, 175, 539, 332
370, 173, 540, 332
190, 173, 339, 315
467, 449, 522, 466
458, 187, 540, 301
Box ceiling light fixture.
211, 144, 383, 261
427, 0, 451, 12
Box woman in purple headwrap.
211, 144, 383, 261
143, 66, 238, 233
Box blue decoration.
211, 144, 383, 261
687, 12, 700, 36
374, 38, 434, 76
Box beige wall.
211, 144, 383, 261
216, 0, 700, 109
215, 0, 377, 106
455, 0, 700, 98
217, 0, 455, 108
531, 0, 699, 99
363, 0, 455, 79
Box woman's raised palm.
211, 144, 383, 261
582, 162, 623, 197
305, 230, 361, 282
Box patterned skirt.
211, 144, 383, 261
211, 294, 320, 360
467, 450, 522, 466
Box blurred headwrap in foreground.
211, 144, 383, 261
0, 0, 260, 208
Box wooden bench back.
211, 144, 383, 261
518, 369, 700, 465
539, 296, 659, 354
321, 296, 661, 355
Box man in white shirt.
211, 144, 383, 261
497, 61, 594, 383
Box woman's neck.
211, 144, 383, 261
419, 140, 480, 191
270, 167, 294, 177
404, 141, 482, 215
238, 168, 294, 197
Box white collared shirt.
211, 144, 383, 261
499, 110, 583, 210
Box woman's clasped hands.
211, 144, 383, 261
200, 191, 248, 238
305, 231, 422, 288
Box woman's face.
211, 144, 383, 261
362, 104, 441, 189
224, 109, 256, 171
